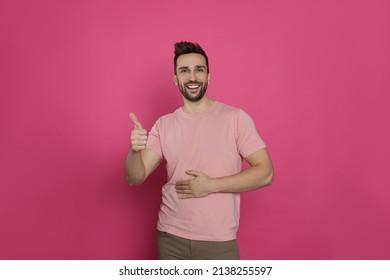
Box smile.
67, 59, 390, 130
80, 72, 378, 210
186, 84, 201, 89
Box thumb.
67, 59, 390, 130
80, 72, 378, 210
185, 170, 201, 177
129, 112, 143, 129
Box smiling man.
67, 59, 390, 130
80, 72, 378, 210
125, 41, 274, 260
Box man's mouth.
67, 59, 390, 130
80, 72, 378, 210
186, 83, 201, 90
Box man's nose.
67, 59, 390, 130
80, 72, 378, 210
189, 70, 197, 80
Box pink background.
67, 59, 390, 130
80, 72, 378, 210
1, 0, 389, 259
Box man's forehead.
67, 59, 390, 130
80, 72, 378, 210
176, 53, 207, 67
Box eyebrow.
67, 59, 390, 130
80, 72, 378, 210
178, 65, 206, 70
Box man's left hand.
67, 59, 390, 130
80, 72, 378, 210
175, 170, 213, 199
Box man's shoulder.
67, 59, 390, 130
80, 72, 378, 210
153, 108, 180, 126
216, 102, 257, 126
216, 101, 244, 116
159, 111, 177, 120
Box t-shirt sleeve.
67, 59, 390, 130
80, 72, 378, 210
146, 119, 163, 158
236, 110, 267, 159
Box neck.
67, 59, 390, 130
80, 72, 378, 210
182, 95, 214, 114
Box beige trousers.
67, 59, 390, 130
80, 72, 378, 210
157, 231, 240, 260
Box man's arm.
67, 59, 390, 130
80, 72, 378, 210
125, 113, 162, 185
125, 149, 161, 185
175, 148, 273, 199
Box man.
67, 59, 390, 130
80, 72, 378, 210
125, 41, 273, 260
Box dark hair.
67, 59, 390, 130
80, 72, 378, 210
174, 41, 209, 74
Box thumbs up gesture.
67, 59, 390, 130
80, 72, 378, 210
129, 112, 148, 151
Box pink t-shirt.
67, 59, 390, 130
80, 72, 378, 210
146, 101, 266, 241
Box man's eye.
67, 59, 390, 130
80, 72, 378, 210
180, 69, 188, 73
196, 68, 204, 72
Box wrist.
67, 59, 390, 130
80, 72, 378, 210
208, 177, 221, 193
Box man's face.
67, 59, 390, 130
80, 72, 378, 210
174, 53, 210, 102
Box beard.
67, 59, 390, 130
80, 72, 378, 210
178, 80, 208, 102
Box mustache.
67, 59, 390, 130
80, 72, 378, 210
184, 81, 203, 85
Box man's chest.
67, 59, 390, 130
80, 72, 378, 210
160, 119, 240, 164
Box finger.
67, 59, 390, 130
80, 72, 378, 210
175, 184, 189, 190
178, 194, 193, 199
131, 134, 148, 141
129, 112, 143, 129
132, 128, 148, 137
185, 170, 201, 177
176, 180, 190, 186
175, 188, 191, 194
132, 144, 146, 151
131, 139, 147, 147
130, 133, 147, 141
131, 141, 147, 148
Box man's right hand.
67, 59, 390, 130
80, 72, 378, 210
129, 112, 148, 151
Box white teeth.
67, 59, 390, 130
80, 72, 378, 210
187, 85, 200, 89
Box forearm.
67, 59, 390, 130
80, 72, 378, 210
125, 149, 146, 185
210, 164, 273, 193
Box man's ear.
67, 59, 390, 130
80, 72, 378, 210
207, 73, 211, 84
173, 75, 178, 86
